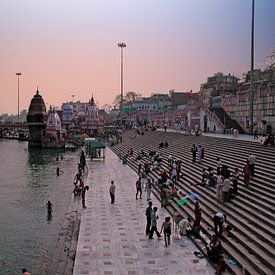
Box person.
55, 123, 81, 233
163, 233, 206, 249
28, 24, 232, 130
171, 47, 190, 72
60, 154, 64, 160
253, 124, 258, 139
109, 180, 116, 204
213, 212, 226, 237
206, 235, 223, 263
22, 268, 31, 275
145, 201, 153, 235
193, 202, 201, 236
216, 157, 222, 175
216, 174, 224, 202
56, 167, 60, 176
201, 168, 208, 186
160, 216, 172, 247
222, 178, 231, 203
164, 123, 167, 132
215, 255, 227, 274
248, 153, 256, 177
149, 207, 162, 239
242, 160, 251, 187
191, 144, 197, 162
179, 217, 192, 236
46, 201, 53, 214
232, 168, 240, 195
136, 177, 142, 200
81, 186, 89, 208
146, 178, 152, 201
56, 156, 59, 161
160, 187, 168, 207
197, 145, 203, 163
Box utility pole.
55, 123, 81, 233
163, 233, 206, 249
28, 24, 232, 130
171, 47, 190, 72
249, 0, 255, 134
118, 42, 126, 111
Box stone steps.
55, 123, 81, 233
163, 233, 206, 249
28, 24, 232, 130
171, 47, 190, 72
110, 129, 275, 274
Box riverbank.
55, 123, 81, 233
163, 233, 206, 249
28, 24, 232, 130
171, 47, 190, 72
47, 169, 89, 275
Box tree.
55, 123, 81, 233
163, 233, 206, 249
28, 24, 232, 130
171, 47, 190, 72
124, 91, 141, 103
112, 91, 141, 109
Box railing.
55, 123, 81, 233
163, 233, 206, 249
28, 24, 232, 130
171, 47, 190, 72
201, 105, 225, 129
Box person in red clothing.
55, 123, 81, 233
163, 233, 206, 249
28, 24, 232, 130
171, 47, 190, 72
22, 268, 31, 275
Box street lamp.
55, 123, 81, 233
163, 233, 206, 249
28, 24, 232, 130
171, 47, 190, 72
249, 0, 255, 134
16, 72, 22, 123
118, 42, 126, 111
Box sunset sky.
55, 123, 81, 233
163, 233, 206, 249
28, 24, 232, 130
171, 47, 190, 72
0, 0, 274, 114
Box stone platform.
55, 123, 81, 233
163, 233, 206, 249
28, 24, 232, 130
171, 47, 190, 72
73, 148, 214, 275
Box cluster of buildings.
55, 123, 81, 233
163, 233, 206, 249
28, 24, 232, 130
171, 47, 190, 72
6, 63, 274, 147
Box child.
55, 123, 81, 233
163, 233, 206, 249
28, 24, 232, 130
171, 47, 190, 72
161, 216, 172, 247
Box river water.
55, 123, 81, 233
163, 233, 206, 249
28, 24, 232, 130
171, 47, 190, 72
0, 139, 79, 275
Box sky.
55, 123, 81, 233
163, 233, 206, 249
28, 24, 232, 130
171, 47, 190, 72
0, 0, 274, 114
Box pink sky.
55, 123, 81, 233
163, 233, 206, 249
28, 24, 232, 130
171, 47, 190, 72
0, 0, 274, 114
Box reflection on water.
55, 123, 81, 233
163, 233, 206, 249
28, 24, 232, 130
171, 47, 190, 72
0, 139, 78, 275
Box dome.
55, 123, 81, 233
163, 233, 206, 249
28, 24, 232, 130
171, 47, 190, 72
28, 89, 46, 114
47, 107, 62, 130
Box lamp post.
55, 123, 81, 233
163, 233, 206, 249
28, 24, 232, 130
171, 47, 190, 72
118, 42, 126, 111
249, 0, 255, 134
16, 72, 22, 123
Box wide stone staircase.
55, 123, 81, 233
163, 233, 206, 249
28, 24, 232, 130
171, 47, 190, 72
110, 129, 275, 275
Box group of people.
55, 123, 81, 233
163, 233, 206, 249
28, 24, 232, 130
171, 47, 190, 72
198, 152, 256, 203
73, 150, 89, 208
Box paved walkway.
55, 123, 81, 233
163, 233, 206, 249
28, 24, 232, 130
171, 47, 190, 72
73, 148, 214, 275
157, 128, 260, 143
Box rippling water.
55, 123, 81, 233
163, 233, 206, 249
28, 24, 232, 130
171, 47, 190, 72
0, 139, 78, 275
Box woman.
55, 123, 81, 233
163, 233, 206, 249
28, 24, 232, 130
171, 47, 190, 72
242, 160, 251, 187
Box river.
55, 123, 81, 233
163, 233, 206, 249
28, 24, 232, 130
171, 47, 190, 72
0, 139, 79, 275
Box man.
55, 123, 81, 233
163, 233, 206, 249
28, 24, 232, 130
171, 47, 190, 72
149, 207, 162, 239
145, 201, 153, 235
253, 124, 258, 139
136, 177, 142, 200
109, 180, 116, 204
248, 153, 256, 177
213, 212, 226, 237
191, 144, 197, 163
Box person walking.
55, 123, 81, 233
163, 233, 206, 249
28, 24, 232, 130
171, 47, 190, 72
248, 153, 256, 177
109, 180, 116, 204
136, 177, 142, 199
191, 144, 197, 163
146, 178, 152, 201
197, 145, 204, 163
253, 124, 258, 139
145, 201, 153, 235
149, 207, 162, 239
216, 157, 222, 175
242, 160, 251, 187
160, 216, 172, 247
213, 212, 226, 238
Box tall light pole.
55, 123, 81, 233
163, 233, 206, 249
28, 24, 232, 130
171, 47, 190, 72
118, 42, 126, 111
16, 72, 22, 123
249, 0, 255, 134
